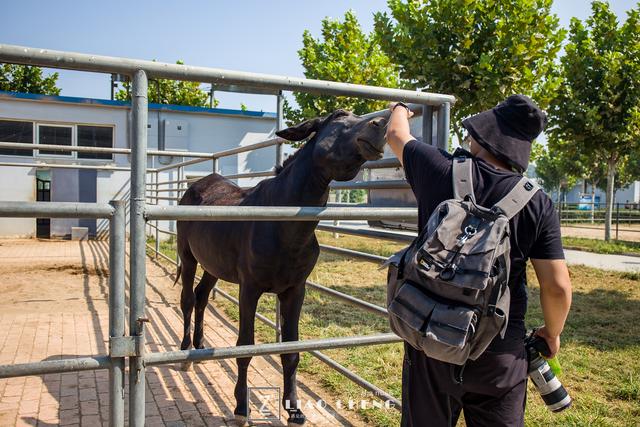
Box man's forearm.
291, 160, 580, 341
539, 280, 572, 337
532, 259, 572, 337
385, 104, 415, 165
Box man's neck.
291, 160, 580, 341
475, 149, 511, 172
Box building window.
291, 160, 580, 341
77, 126, 113, 160
38, 124, 73, 156
0, 120, 34, 156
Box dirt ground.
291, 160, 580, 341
561, 224, 640, 241
0, 239, 365, 427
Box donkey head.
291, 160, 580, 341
276, 109, 388, 181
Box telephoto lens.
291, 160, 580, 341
525, 331, 572, 412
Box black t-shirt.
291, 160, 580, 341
402, 140, 564, 351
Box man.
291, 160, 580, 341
385, 95, 572, 427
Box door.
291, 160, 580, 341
36, 176, 51, 238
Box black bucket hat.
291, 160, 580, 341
462, 94, 547, 173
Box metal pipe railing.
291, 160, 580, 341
0, 43, 457, 425
0, 201, 114, 218
155, 156, 211, 172
0, 44, 455, 105
0, 161, 148, 172
319, 244, 387, 263
305, 281, 388, 317
144, 333, 400, 365
108, 200, 126, 426
330, 180, 411, 190
317, 224, 416, 243
0, 356, 112, 379
0, 141, 217, 158
145, 205, 418, 221
128, 70, 148, 427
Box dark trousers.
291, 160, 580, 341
401, 343, 528, 427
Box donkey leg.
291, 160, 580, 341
193, 272, 218, 350
278, 285, 306, 425
233, 284, 261, 425
179, 256, 197, 353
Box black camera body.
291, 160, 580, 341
525, 331, 572, 412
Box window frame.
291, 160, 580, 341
76, 124, 115, 161
0, 119, 116, 162
36, 123, 75, 158
0, 118, 36, 157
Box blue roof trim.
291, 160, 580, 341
0, 90, 276, 118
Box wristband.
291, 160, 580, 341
392, 102, 411, 114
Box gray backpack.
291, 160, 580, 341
386, 156, 540, 365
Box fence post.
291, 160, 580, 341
109, 200, 126, 427
422, 105, 433, 145
275, 91, 284, 342
436, 102, 450, 151
154, 171, 159, 258
129, 69, 148, 427
276, 91, 284, 168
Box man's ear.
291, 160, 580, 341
276, 117, 322, 141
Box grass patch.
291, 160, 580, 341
562, 236, 640, 256
151, 231, 640, 426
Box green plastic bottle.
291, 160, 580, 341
545, 356, 562, 376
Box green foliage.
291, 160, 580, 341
0, 64, 60, 95
548, 1, 640, 240
285, 10, 403, 128
339, 189, 367, 204
374, 0, 565, 141
116, 60, 217, 107
535, 145, 578, 199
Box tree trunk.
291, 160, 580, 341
590, 183, 596, 224
604, 158, 616, 242
454, 128, 463, 150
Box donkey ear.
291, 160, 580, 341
276, 117, 322, 141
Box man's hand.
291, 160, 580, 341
385, 102, 416, 165
534, 325, 561, 358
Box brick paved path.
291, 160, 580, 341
0, 240, 362, 426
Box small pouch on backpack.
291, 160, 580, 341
388, 281, 437, 333
425, 304, 477, 349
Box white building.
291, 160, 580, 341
0, 91, 278, 238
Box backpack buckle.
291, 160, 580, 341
440, 265, 456, 281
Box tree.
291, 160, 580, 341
0, 64, 60, 95
534, 145, 578, 204
285, 10, 403, 129
374, 0, 565, 142
115, 60, 215, 107
548, 1, 640, 241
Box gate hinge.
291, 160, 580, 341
109, 335, 145, 357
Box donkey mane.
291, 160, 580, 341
274, 138, 315, 175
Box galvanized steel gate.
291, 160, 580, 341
0, 44, 454, 426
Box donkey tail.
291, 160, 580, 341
172, 263, 182, 287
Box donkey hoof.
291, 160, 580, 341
233, 414, 249, 426
287, 410, 306, 425
181, 361, 193, 371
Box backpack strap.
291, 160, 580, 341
452, 157, 476, 203
493, 177, 540, 219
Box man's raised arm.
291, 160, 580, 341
385, 103, 416, 165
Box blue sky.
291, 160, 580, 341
1, 0, 638, 113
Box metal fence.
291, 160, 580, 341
557, 202, 640, 240
0, 43, 453, 426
